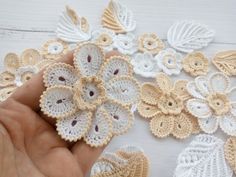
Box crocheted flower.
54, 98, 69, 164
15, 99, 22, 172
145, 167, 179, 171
186, 72, 236, 136
41, 39, 69, 60
138, 33, 165, 55
113, 33, 138, 55
0, 49, 51, 101
130, 52, 160, 78
91, 28, 115, 51
40, 43, 140, 147
182, 52, 209, 76
137, 73, 196, 139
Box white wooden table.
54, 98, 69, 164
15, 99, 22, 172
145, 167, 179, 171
0, 0, 236, 176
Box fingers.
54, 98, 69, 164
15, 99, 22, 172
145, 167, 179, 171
71, 141, 106, 176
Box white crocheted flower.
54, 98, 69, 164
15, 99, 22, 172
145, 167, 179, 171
186, 72, 236, 136
155, 48, 183, 75
40, 43, 140, 147
91, 28, 115, 51
131, 52, 160, 78
113, 33, 138, 55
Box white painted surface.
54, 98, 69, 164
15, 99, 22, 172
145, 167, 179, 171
0, 0, 235, 177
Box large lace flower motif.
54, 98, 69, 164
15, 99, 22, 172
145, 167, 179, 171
186, 72, 236, 136
131, 52, 160, 78
0, 49, 52, 101
91, 28, 115, 52
113, 33, 138, 55
40, 43, 140, 147
155, 48, 183, 75
137, 73, 198, 139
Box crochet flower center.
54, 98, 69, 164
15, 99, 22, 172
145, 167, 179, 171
73, 77, 106, 111
163, 55, 177, 69
143, 38, 158, 50
207, 93, 230, 116
47, 42, 64, 54
96, 34, 113, 46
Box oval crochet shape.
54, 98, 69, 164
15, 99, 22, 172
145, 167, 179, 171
167, 21, 215, 53
102, 0, 136, 33
212, 50, 236, 76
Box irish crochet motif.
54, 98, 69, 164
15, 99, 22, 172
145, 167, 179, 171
91, 145, 149, 177
40, 43, 140, 147
186, 72, 236, 136
137, 72, 198, 139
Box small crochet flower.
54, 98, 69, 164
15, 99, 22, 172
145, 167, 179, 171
186, 72, 236, 136
131, 52, 160, 78
138, 33, 165, 55
41, 39, 69, 60
40, 43, 140, 147
0, 49, 51, 101
91, 28, 115, 51
137, 73, 197, 139
113, 33, 138, 55
155, 48, 183, 75
182, 52, 209, 76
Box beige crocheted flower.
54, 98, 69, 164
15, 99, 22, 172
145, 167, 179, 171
137, 72, 193, 139
138, 33, 165, 55
41, 39, 69, 60
182, 52, 209, 76
40, 43, 140, 147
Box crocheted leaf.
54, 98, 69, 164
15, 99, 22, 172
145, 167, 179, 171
56, 6, 91, 43
102, 0, 136, 33
174, 134, 233, 177
212, 50, 236, 76
167, 21, 215, 53
224, 137, 236, 174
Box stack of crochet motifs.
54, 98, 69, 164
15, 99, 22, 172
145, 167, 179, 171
39, 43, 140, 147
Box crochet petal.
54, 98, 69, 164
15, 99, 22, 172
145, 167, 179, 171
173, 80, 190, 100
106, 76, 140, 105
228, 87, 236, 103
137, 101, 160, 119
40, 86, 76, 118
99, 55, 132, 82
84, 108, 112, 147
0, 86, 17, 102
74, 43, 105, 77
195, 76, 209, 96
186, 81, 205, 99
186, 99, 212, 118
141, 83, 161, 105
198, 116, 219, 134
4, 53, 20, 73
102, 100, 133, 136
56, 111, 92, 142
43, 63, 78, 87
156, 73, 173, 93
0, 71, 15, 87
219, 112, 236, 136
20, 49, 41, 66
209, 72, 230, 93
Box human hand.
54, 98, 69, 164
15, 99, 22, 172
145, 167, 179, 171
0, 51, 119, 177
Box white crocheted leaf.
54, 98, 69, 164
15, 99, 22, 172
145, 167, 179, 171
219, 112, 236, 136
102, 0, 136, 33
186, 99, 212, 119
100, 56, 132, 82
56, 111, 92, 142
84, 108, 112, 147
102, 100, 133, 136
167, 21, 215, 53
198, 116, 219, 134
195, 76, 209, 96
40, 86, 76, 118
106, 76, 140, 105
187, 81, 205, 99
174, 134, 233, 177
43, 63, 78, 87
209, 72, 230, 93
56, 6, 91, 43
74, 43, 104, 77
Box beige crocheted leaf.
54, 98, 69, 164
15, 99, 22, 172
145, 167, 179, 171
141, 83, 161, 105
156, 73, 173, 93
212, 50, 236, 76
224, 137, 236, 173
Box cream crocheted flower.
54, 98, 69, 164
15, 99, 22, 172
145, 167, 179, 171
155, 48, 183, 75
0, 49, 52, 101
186, 72, 236, 136
40, 43, 140, 147
130, 52, 160, 78
113, 33, 138, 55
138, 33, 165, 55
91, 28, 115, 51
182, 52, 209, 76
41, 39, 69, 60
137, 72, 194, 139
